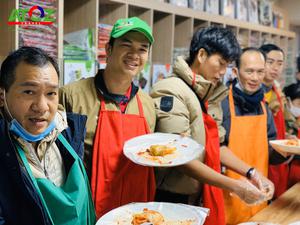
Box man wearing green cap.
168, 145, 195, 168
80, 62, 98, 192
59, 17, 156, 218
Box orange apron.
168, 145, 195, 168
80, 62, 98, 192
91, 94, 156, 218
224, 86, 268, 225
202, 103, 225, 225
268, 86, 289, 198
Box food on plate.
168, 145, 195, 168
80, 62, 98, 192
132, 208, 164, 225
136, 144, 178, 164
238, 222, 280, 225
149, 145, 177, 156
130, 208, 196, 225
285, 139, 300, 146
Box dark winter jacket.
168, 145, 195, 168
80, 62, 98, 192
0, 113, 87, 225
221, 81, 286, 164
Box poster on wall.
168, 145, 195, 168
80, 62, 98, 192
220, 0, 235, 19
236, 0, 248, 21
258, 0, 272, 26
204, 0, 219, 15
133, 62, 152, 93
152, 64, 172, 86
64, 60, 96, 85
248, 0, 259, 24
188, 0, 204, 10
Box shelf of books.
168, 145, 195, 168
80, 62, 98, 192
0, 0, 296, 89
0, 0, 63, 67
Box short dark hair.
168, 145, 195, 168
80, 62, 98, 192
259, 44, 284, 56
187, 27, 241, 66
284, 83, 300, 100
108, 37, 115, 47
236, 47, 266, 69
0, 46, 59, 91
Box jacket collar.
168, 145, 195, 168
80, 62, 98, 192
231, 79, 264, 112
95, 69, 139, 104
172, 56, 228, 102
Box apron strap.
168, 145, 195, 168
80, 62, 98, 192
99, 92, 145, 117
136, 93, 145, 117
228, 85, 236, 117
57, 134, 80, 160
57, 134, 91, 185
272, 85, 283, 109
57, 134, 96, 224
16, 143, 54, 225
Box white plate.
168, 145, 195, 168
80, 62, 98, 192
289, 222, 300, 225
269, 139, 300, 155
123, 132, 204, 167
96, 202, 208, 225
238, 222, 279, 225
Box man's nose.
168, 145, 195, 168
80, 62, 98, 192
31, 95, 49, 113
251, 71, 260, 81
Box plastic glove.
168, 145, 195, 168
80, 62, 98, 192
232, 178, 266, 205
250, 170, 274, 201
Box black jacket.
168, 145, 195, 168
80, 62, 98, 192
0, 113, 87, 225
221, 83, 286, 164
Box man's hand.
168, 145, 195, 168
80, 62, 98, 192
250, 170, 274, 201
231, 178, 266, 205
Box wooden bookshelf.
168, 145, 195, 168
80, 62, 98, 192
96, 0, 296, 86
0, 0, 297, 85
0, 0, 63, 65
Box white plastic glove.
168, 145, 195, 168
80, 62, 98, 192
232, 178, 266, 205
250, 170, 274, 201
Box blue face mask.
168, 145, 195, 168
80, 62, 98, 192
9, 119, 56, 142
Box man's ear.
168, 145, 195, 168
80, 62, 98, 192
0, 88, 4, 107
105, 43, 112, 57
197, 48, 208, 64
232, 67, 239, 79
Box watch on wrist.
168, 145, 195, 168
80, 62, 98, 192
246, 167, 255, 179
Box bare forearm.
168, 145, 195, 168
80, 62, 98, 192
220, 145, 250, 176
178, 159, 267, 204
178, 159, 238, 192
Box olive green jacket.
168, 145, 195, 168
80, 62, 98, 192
59, 75, 156, 177
150, 56, 228, 195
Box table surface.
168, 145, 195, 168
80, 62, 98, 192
249, 182, 300, 225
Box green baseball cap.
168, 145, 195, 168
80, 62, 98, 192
110, 17, 154, 44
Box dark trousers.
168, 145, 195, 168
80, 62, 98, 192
155, 189, 189, 204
